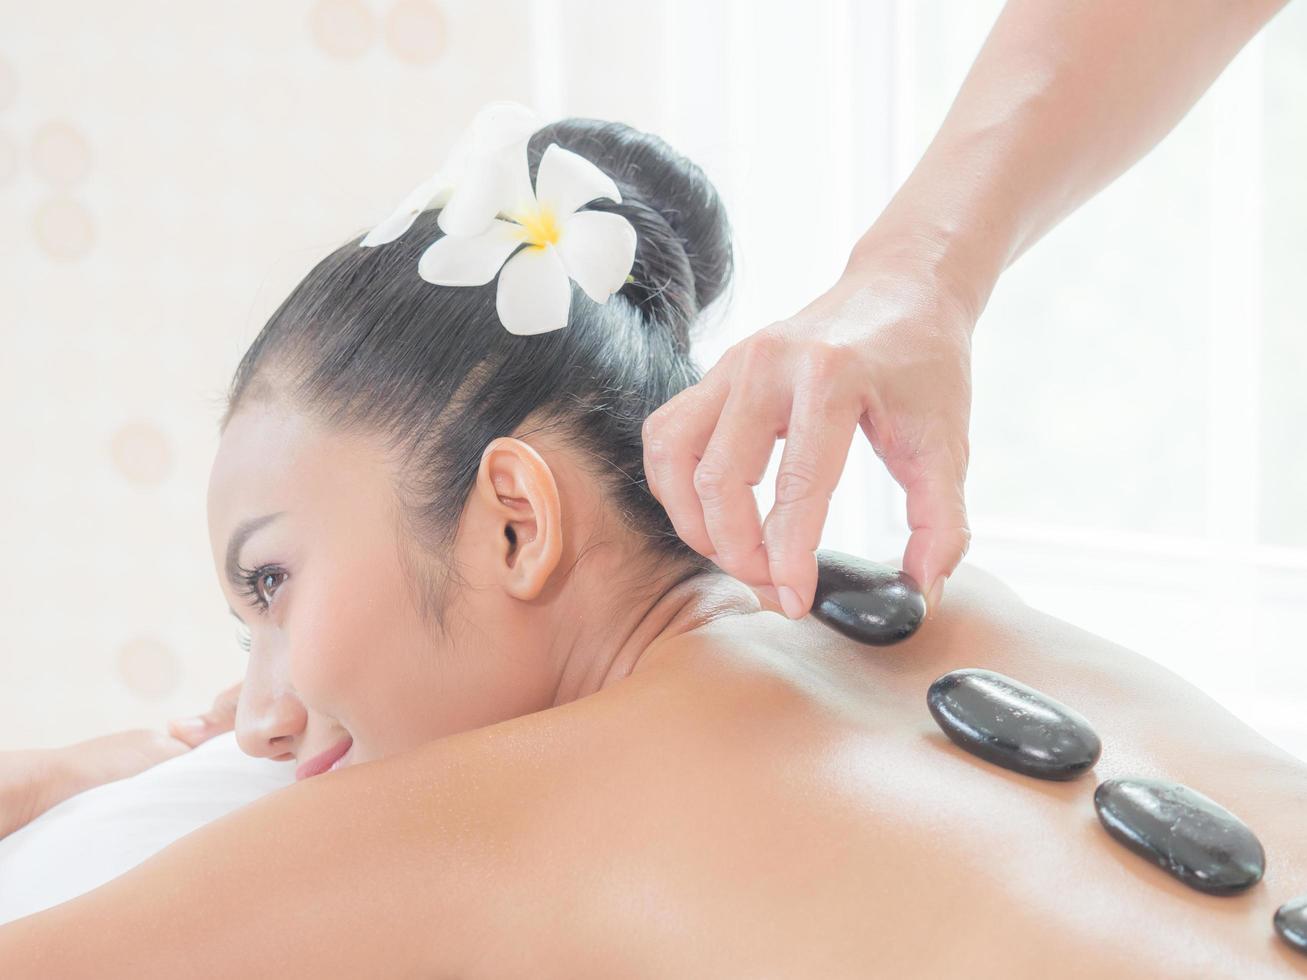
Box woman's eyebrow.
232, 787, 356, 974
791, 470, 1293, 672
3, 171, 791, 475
225, 511, 284, 588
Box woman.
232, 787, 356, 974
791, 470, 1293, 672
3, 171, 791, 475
2, 114, 1304, 978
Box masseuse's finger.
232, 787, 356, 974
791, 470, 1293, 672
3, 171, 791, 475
168, 680, 242, 748
762, 374, 862, 619
692, 349, 787, 586
642, 361, 732, 559
899, 443, 971, 614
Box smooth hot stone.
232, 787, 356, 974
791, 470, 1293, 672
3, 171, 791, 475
1274, 895, 1307, 955
1093, 778, 1266, 895
926, 668, 1102, 780
810, 549, 925, 646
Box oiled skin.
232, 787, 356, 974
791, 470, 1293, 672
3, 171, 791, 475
1, 563, 1304, 978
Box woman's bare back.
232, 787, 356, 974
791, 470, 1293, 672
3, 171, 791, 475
3, 563, 1304, 978
490, 561, 1307, 978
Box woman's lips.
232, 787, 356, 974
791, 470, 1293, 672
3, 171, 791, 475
326, 742, 352, 773
295, 736, 353, 781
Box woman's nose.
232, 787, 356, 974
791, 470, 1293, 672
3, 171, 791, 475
235, 681, 308, 760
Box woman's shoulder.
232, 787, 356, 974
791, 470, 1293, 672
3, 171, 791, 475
408, 618, 873, 972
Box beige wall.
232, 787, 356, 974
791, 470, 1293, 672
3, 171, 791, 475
0, 1, 549, 745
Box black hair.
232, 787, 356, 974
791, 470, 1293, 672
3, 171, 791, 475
220, 117, 734, 629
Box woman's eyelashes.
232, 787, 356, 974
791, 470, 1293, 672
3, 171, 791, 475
232, 563, 288, 651
235, 562, 287, 612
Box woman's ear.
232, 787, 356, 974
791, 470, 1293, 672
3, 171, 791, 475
473, 437, 564, 601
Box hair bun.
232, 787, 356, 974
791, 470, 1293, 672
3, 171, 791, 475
527, 118, 733, 347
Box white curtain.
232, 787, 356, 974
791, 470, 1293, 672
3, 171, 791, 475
544, 0, 1307, 758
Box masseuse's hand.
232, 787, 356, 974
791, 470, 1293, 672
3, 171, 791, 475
643, 239, 975, 619
167, 680, 242, 748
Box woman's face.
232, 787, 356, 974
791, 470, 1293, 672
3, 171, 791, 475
206, 399, 566, 781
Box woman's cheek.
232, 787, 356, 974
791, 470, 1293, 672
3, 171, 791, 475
285, 592, 364, 715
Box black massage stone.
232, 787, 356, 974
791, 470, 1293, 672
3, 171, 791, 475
810, 550, 925, 646
1274, 895, 1307, 955
926, 668, 1102, 780
1093, 778, 1266, 895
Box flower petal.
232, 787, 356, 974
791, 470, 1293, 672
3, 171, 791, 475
534, 143, 622, 219
438, 143, 536, 238
434, 125, 476, 186
437, 102, 539, 232
417, 219, 523, 286
436, 160, 508, 238
361, 170, 453, 247
496, 142, 538, 222
556, 210, 637, 304
437, 101, 537, 184
371, 102, 541, 244
468, 101, 541, 155
495, 245, 572, 335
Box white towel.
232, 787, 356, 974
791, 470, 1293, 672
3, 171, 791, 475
0, 731, 295, 925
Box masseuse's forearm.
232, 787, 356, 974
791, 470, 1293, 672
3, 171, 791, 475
852, 0, 1291, 320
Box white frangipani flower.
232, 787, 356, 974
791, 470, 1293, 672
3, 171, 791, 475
416, 142, 638, 336
360, 101, 542, 248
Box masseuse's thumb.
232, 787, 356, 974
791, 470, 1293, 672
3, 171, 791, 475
167, 680, 242, 748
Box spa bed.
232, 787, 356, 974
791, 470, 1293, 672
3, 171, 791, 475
0, 732, 293, 926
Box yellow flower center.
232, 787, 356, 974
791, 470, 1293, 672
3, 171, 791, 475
515, 205, 561, 250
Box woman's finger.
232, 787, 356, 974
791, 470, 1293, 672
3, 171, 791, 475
168, 680, 243, 748
144, 731, 194, 764
762, 376, 863, 618
207, 681, 241, 729
641, 364, 732, 558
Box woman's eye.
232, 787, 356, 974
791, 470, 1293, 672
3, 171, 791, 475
254, 569, 286, 606
237, 564, 287, 612
256, 570, 284, 604
231, 565, 285, 652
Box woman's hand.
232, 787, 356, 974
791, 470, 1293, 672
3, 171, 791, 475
51, 684, 243, 799
1, 729, 192, 839
34, 680, 242, 826
49, 678, 242, 797
47, 729, 193, 797
642, 238, 976, 619
167, 680, 241, 748
0, 681, 240, 839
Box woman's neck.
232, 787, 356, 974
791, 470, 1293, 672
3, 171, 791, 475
547, 564, 763, 706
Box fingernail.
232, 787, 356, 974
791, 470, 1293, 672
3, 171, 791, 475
925, 576, 946, 614
778, 586, 804, 620
169, 717, 206, 736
